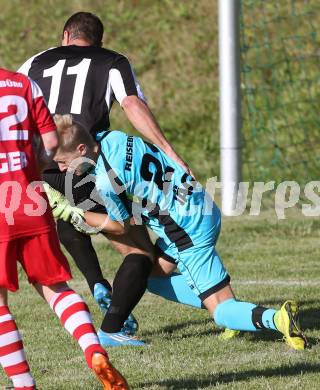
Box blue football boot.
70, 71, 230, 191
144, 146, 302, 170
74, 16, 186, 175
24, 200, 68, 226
93, 282, 112, 312
97, 329, 146, 347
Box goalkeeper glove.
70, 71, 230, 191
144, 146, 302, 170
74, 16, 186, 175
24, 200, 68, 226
43, 182, 84, 222
43, 182, 99, 235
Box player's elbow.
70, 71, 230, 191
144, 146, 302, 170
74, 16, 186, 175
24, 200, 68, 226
121, 95, 145, 111
114, 223, 126, 235
110, 219, 132, 235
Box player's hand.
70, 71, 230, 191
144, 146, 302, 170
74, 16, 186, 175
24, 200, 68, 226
70, 212, 100, 235
43, 182, 99, 235
166, 150, 196, 179
42, 182, 83, 221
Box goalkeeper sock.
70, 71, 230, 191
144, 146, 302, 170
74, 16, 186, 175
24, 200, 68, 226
49, 289, 107, 368
213, 299, 277, 331
147, 273, 204, 309
0, 306, 36, 389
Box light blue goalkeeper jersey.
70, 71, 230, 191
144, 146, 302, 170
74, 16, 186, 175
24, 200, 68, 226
94, 130, 221, 253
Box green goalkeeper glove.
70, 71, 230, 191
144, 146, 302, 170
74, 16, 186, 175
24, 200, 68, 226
43, 182, 99, 235
43, 182, 84, 222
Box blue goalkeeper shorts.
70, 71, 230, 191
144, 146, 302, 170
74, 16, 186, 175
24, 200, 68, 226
156, 208, 230, 300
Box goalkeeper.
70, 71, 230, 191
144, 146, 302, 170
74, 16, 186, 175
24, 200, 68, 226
48, 114, 308, 351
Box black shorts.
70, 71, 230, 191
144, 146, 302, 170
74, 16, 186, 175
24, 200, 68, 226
43, 168, 107, 214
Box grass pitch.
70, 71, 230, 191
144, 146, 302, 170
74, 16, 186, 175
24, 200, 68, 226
1, 210, 320, 389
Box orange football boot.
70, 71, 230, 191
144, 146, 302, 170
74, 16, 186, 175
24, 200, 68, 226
92, 353, 129, 390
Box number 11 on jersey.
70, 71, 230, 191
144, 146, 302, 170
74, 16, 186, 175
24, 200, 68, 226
43, 58, 91, 114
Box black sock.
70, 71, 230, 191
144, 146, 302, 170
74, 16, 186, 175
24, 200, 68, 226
101, 254, 152, 333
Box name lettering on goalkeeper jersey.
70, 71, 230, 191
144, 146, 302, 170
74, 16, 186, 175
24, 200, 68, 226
125, 135, 134, 171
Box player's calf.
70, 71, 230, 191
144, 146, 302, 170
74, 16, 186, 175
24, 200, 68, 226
212, 295, 307, 350
94, 283, 139, 336
100, 254, 152, 336
0, 305, 36, 389
42, 285, 129, 386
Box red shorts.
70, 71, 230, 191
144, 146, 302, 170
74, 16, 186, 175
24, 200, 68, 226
0, 231, 72, 292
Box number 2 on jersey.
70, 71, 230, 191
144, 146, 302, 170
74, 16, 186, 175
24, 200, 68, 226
0, 95, 28, 141
140, 153, 174, 191
43, 58, 91, 114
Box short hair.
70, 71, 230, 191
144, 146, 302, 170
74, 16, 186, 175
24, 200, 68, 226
63, 12, 104, 46
54, 114, 96, 153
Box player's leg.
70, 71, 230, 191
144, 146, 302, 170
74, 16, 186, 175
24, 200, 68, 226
179, 244, 307, 350
20, 232, 128, 389
148, 252, 204, 309
0, 289, 36, 390
0, 241, 36, 390
34, 282, 128, 389
205, 284, 307, 349
35, 281, 105, 365
97, 231, 153, 346
57, 219, 111, 293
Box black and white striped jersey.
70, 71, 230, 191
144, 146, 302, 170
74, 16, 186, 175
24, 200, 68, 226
18, 45, 145, 136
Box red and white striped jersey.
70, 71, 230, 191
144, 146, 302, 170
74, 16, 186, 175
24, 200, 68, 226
0, 68, 56, 241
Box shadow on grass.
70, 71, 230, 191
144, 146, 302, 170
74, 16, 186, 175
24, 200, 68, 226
232, 330, 319, 348
143, 316, 318, 345
138, 363, 320, 389
142, 298, 320, 345
142, 318, 217, 338
300, 308, 320, 331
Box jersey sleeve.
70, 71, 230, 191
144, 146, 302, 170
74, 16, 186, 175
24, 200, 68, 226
17, 48, 54, 75
96, 158, 132, 222
107, 55, 146, 106
98, 178, 131, 222
29, 77, 56, 134
104, 190, 131, 221
17, 57, 34, 75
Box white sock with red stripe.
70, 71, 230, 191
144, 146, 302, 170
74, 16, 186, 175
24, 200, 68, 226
49, 289, 107, 368
0, 306, 36, 390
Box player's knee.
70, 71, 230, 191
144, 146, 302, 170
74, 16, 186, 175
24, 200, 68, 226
213, 298, 236, 328
124, 246, 154, 262
45, 282, 70, 294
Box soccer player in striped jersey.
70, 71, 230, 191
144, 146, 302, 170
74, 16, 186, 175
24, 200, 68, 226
0, 69, 128, 389
48, 114, 307, 351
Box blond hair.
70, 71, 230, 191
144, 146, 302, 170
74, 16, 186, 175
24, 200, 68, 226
54, 114, 95, 152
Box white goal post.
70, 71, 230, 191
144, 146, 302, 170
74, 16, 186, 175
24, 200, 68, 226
218, 0, 242, 216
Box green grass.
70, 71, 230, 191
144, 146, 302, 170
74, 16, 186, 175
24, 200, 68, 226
2, 211, 320, 389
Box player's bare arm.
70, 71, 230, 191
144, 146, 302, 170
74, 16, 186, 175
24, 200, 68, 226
36, 130, 59, 171
122, 95, 194, 177
83, 210, 125, 235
